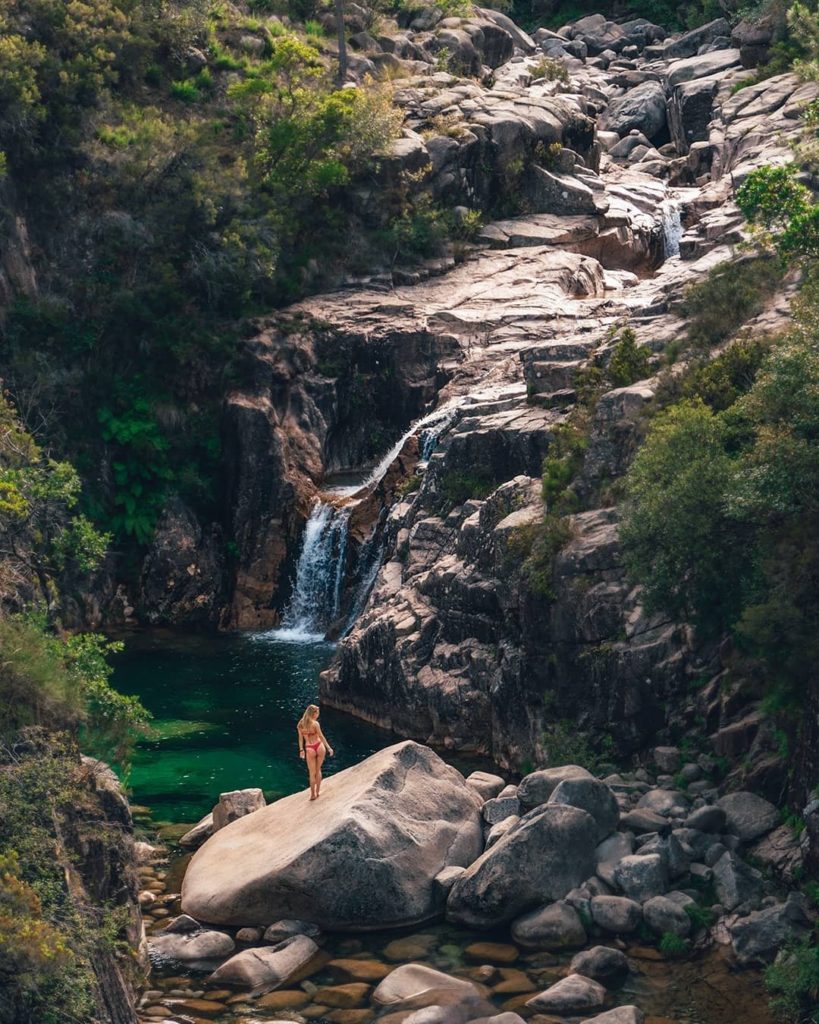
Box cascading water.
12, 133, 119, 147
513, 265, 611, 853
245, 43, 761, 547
658, 197, 683, 259
276, 501, 350, 642
274, 402, 462, 641
362, 401, 461, 489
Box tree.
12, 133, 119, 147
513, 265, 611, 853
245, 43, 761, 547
619, 399, 748, 635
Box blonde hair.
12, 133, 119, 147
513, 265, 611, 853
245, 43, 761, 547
298, 704, 320, 732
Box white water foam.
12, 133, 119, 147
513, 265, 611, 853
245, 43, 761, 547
658, 197, 683, 259
274, 500, 350, 643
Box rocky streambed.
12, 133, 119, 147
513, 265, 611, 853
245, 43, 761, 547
133, 741, 813, 1024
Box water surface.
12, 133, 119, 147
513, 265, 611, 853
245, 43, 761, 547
113, 630, 391, 823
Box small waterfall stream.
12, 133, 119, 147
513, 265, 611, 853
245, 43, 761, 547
275, 401, 461, 641
658, 196, 683, 259
276, 501, 350, 642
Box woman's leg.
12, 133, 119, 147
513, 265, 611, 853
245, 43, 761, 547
306, 748, 318, 800
315, 746, 327, 796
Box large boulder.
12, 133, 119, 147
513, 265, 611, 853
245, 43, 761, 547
663, 18, 731, 59
518, 765, 593, 809
182, 742, 482, 929
548, 777, 619, 843
712, 851, 763, 911
716, 791, 779, 842
446, 805, 598, 928
213, 788, 266, 830
728, 895, 811, 964
613, 854, 668, 902
605, 81, 667, 141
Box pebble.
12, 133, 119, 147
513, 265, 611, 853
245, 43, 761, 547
257, 990, 312, 1010
383, 934, 437, 961
464, 941, 519, 964
303, 1005, 331, 1018
313, 983, 372, 1008
327, 959, 393, 982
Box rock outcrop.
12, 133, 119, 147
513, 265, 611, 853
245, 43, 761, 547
181, 741, 482, 929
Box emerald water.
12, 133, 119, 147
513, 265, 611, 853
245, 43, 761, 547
112, 630, 391, 824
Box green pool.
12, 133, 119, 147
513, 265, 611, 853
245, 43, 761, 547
112, 630, 391, 824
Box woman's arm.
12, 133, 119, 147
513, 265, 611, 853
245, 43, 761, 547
297, 725, 305, 759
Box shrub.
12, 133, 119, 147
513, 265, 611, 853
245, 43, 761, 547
541, 720, 615, 773
530, 57, 569, 83
765, 939, 819, 1024
438, 470, 496, 511
679, 258, 784, 351
620, 399, 747, 636
659, 932, 691, 957
607, 327, 651, 388
507, 515, 573, 599
0, 616, 149, 771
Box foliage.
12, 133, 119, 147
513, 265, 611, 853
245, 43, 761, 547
0, 392, 111, 597
542, 418, 588, 512
789, 0, 819, 80
607, 326, 651, 388
622, 269, 819, 728
530, 57, 569, 83
658, 334, 774, 413
765, 938, 819, 1024
0, 615, 149, 769
0, 0, 407, 552
507, 515, 573, 599
0, 739, 134, 1024
679, 257, 784, 351
438, 469, 496, 511
684, 902, 716, 930
659, 932, 691, 957
541, 719, 615, 773
620, 399, 748, 636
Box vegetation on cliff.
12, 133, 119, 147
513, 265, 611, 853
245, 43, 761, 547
0, 394, 149, 1024
0, 0, 403, 554
620, 154, 819, 806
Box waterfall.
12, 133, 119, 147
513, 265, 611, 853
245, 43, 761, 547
273, 402, 461, 641
361, 401, 460, 489
658, 197, 683, 259
276, 500, 350, 643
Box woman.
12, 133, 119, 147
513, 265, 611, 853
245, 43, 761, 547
297, 704, 334, 801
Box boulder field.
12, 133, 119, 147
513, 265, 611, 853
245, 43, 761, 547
170, 740, 810, 974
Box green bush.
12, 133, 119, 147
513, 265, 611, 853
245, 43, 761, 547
679, 258, 784, 351
659, 932, 691, 957
438, 470, 496, 511
507, 515, 573, 599
0, 617, 149, 770
540, 719, 615, 773
607, 326, 651, 388
765, 939, 819, 1024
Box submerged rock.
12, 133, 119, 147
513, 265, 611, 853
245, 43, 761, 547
373, 964, 481, 1009
207, 934, 320, 993
182, 741, 482, 929
526, 974, 607, 1013
570, 946, 630, 984
149, 929, 235, 963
